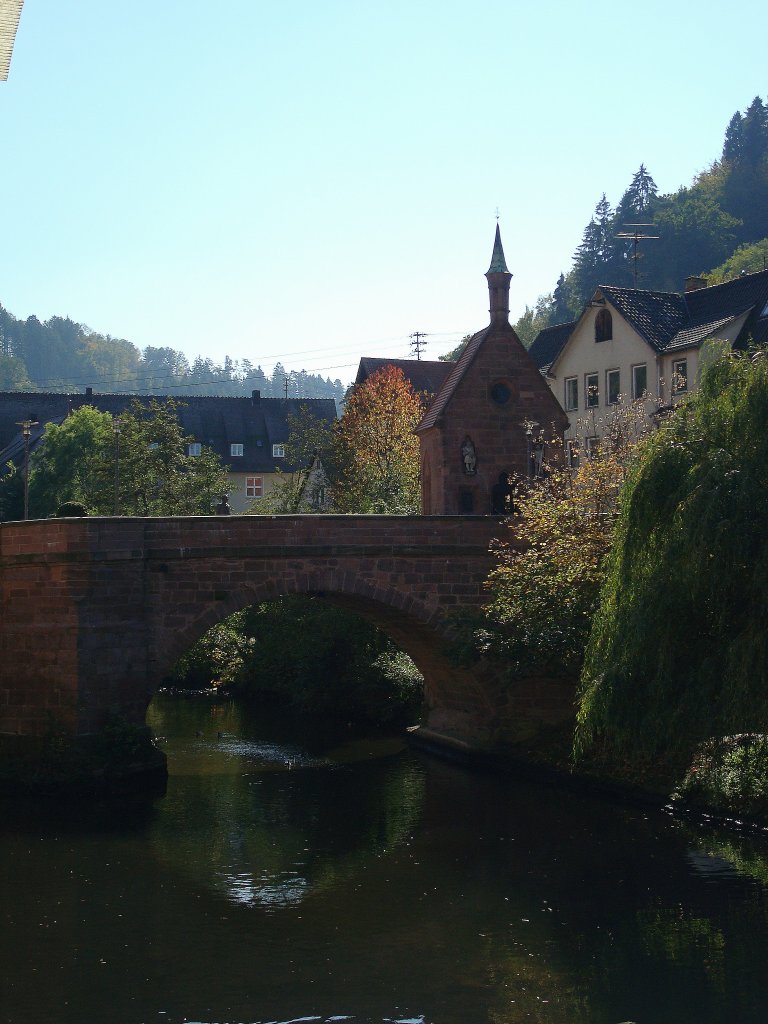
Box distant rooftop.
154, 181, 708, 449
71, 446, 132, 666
354, 357, 454, 397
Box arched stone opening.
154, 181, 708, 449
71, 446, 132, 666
147, 572, 483, 736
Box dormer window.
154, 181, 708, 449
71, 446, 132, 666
230, 443, 244, 457
272, 443, 285, 458
595, 308, 613, 342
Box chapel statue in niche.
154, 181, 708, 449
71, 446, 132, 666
461, 436, 477, 475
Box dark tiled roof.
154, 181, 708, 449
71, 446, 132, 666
528, 320, 576, 372
0, 391, 337, 474
416, 327, 491, 432
354, 357, 455, 397
599, 286, 688, 352
598, 270, 768, 354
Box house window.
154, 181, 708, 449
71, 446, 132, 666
272, 443, 285, 458
607, 369, 620, 405
632, 363, 648, 400
187, 442, 201, 457
564, 377, 578, 411
585, 435, 599, 459
595, 308, 613, 342
585, 373, 599, 408
246, 476, 263, 499
230, 443, 244, 457
565, 439, 580, 469
672, 358, 688, 393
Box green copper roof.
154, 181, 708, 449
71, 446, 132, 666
486, 223, 510, 275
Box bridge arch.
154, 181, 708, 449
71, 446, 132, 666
1, 515, 576, 781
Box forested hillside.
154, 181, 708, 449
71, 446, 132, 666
0, 306, 346, 406
512, 94, 768, 347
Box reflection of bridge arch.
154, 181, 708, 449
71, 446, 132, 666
0, 515, 576, 770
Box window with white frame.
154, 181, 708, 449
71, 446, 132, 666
585, 372, 599, 408
606, 368, 620, 405
565, 439, 580, 469
585, 435, 600, 459
632, 363, 648, 400
246, 476, 263, 499
187, 442, 201, 457
672, 358, 688, 393
230, 443, 244, 457
564, 376, 578, 411
272, 443, 285, 458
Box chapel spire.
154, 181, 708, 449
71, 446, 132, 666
485, 223, 512, 324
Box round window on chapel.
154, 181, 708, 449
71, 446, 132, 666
491, 381, 511, 406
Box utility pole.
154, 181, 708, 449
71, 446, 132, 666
409, 331, 428, 360
113, 417, 122, 515
15, 418, 38, 520
283, 377, 289, 401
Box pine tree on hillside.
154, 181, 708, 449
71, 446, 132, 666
551, 273, 574, 324
571, 195, 614, 304
742, 96, 768, 165
722, 111, 745, 162
621, 164, 658, 217
608, 164, 660, 287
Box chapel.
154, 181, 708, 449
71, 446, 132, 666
416, 225, 568, 515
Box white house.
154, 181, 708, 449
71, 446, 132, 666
529, 270, 768, 458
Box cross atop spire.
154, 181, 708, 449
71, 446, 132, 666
487, 223, 510, 275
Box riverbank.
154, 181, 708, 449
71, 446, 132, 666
409, 725, 768, 832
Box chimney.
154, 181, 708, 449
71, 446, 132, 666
251, 389, 261, 403
85, 386, 93, 397
684, 276, 707, 293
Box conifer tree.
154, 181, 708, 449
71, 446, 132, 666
551, 273, 573, 324
722, 111, 745, 162
742, 96, 768, 164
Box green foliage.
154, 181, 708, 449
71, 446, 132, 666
477, 404, 651, 678
55, 500, 90, 517
28, 405, 114, 517
25, 400, 229, 518
0, 462, 23, 521
577, 354, 768, 763
167, 597, 424, 727
251, 406, 336, 513
674, 734, 768, 820
440, 333, 472, 362
112, 399, 229, 515
0, 302, 346, 405
706, 237, 768, 284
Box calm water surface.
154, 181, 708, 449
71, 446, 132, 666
2, 694, 768, 1024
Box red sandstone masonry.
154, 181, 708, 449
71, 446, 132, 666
0, 516, 573, 745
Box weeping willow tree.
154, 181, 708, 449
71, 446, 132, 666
576, 352, 768, 763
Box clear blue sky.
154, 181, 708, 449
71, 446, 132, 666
1, 0, 765, 385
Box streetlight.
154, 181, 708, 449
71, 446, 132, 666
113, 417, 122, 515
15, 418, 39, 520
521, 418, 538, 481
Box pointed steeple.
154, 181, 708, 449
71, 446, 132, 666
485, 223, 512, 324
487, 223, 510, 274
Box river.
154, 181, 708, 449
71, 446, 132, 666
2, 692, 768, 1024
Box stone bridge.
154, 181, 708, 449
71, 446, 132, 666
0, 515, 575, 777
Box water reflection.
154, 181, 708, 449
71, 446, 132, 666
1, 693, 768, 1024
